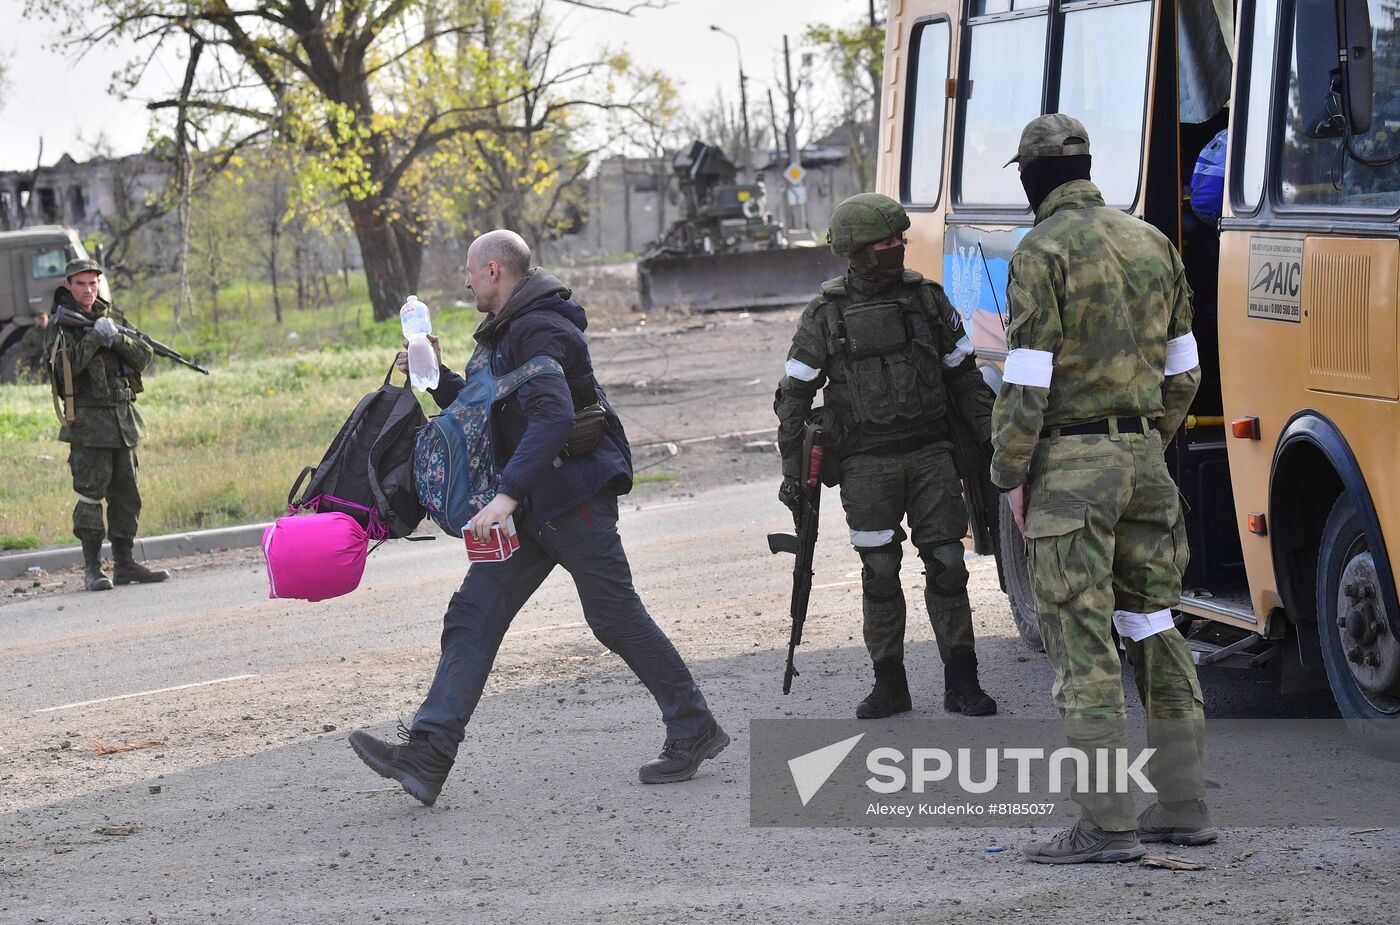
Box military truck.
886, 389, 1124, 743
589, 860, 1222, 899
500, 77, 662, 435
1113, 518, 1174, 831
0, 226, 106, 383
637, 141, 844, 313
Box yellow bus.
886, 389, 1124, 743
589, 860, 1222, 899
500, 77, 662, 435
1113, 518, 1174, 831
878, 0, 1400, 750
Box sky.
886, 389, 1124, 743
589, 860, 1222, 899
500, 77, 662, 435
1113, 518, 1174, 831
1, 0, 868, 171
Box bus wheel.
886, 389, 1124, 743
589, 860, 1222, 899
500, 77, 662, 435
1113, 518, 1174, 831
997, 492, 1044, 653
1316, 494, 1400, 756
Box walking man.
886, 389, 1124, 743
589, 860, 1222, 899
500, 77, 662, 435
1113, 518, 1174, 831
991, 114, 1214, 863
775, 193, 998, 719
350, 230, 726, 805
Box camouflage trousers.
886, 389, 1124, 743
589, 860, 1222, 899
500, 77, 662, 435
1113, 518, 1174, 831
69, 445, 142, 543
839, 442, 975, 665
1023, 427, 1205, 831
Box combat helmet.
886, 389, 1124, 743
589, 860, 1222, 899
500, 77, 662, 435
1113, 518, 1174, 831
826, 193, 910, 258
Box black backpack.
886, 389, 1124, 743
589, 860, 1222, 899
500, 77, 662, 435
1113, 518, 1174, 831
288, 365, 427, 539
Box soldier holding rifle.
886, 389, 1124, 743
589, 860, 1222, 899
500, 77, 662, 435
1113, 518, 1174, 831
47, 258, 172, 591
773, 194, 999, 718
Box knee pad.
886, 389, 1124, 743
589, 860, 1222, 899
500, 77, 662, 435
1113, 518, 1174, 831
859, 543, 903, 602
919, 541, 968, 596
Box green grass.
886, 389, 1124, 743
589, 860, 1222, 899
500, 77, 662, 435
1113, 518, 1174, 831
109, 270, 483, 366
0, 347, 456, 548
633, 472, 679, 483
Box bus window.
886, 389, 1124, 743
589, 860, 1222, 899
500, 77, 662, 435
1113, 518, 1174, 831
1058, 1, 1153, 206
958, 14, 1048, 205
975, 0, 1049, 11
1235, 0, 1279, 213
904, 20, 952, 206
1279, 0, 1400, 211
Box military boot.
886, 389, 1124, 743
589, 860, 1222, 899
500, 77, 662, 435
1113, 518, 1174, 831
943, 648, 997, 716
349, 724, 454, 806
856, 660, 912, 719
639, 719, 730, 784
1023, 819, 1146, 865
81, 536, 113, 592
111, 538, 170, 585
1137, 799, 1218, 846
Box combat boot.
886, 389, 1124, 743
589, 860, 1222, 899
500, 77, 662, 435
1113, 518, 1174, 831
856, 660, 912, 719
1137, 799, 1218, 846
111, 538, 170, 585
81, 536, 113, 592
349, 723, 454, 806
1023, 818, 1146, 865
943, 648, 997, 716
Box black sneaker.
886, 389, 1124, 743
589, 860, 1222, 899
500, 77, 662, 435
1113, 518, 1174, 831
348, 723, 454, 806
1023, 819, 1146, 865
639, 720, 730, 784
1137, 800, 1218, 846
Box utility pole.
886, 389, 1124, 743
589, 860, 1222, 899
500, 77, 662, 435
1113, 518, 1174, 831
710, 25, 752, 176
782, 34, 807, 231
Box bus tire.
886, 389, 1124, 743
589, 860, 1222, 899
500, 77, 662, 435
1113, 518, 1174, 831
1316, 494, 1400, 758
997, 492, 1044, 653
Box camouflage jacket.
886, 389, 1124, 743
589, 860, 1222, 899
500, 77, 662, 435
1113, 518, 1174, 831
989, 180, 1201, 489
50, 287, 153, 448
775, 269, 994, 480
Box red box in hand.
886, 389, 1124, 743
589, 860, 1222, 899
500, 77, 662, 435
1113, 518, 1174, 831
463, 514, 519, 561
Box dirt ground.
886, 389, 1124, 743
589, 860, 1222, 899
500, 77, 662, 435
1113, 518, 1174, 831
2, 292, 1397, 924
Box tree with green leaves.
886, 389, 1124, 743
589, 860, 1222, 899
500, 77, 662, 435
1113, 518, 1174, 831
803, 7, 884, 190
30, 0, 670, 321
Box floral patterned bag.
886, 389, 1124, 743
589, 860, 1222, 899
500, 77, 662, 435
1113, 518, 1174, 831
413, 345, 564, 536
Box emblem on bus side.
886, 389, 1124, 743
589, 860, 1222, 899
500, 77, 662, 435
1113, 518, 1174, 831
1246, 237, 1305, 323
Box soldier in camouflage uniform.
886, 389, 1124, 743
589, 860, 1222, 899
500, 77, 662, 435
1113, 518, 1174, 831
990, 115, 1213, 864
775, 193, 998, 719
14, 312, 51, 382
50, 258, 169, 592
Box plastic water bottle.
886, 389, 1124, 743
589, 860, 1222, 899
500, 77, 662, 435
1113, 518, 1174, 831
400, 295, 439, 391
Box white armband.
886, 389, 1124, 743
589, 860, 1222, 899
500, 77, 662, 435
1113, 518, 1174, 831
1003, 348, 1054, 388
849, 529, 897, 549
785, 358, 822, 382
1164, 333, 1199, 377
942, 335, 975, 368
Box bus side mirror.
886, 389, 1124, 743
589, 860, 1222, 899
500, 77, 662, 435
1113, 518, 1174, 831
1339, 0, 1374, 135
1295, 0, 1374, 139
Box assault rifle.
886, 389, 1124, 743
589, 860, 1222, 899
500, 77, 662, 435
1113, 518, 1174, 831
767, 422, 825, 694
53, 306, 209, 375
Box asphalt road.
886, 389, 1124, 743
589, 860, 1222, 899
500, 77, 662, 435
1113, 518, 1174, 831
2, 478, 1398, 925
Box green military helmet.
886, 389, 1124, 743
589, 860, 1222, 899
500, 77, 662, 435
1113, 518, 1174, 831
826, 193, 911, 258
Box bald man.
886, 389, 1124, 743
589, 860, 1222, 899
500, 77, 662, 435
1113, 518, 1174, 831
350, 230, 726, 805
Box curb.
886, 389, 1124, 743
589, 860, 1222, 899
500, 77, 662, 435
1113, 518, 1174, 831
0, 522, 271, 580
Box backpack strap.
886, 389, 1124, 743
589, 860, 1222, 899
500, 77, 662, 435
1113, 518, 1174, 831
491, 355, 566, 401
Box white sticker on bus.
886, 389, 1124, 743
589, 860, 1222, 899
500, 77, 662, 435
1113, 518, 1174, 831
1246, 236, 1305, 323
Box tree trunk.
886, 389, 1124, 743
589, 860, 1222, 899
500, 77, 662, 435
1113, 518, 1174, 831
347, 197, 423, 322
269, 220, 283, 324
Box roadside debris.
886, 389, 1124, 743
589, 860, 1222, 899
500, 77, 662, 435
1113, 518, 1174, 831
1142, 855, 1209, 871
94, 739, 165, 756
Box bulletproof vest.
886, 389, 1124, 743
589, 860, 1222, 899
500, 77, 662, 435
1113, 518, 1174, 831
62, 306, 144, 408
819, 272, 949, 436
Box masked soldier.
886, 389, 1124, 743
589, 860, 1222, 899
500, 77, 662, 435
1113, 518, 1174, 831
775, 193, 997, 719
50, 258, 169, 591
991, 114, 1212, 864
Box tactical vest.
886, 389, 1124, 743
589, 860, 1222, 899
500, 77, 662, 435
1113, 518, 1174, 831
50, 305, 144, 426
818, 272, 951, 440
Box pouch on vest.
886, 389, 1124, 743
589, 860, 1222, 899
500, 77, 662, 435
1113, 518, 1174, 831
414, 347, 566, 536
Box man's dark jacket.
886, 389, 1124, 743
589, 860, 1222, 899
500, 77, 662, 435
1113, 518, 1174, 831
429, 270, 633, 524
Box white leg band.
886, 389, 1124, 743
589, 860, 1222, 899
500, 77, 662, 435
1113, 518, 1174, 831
76, 494, 104, 505
850, 529, 897, 549
1112, 608, 1176, 642
1003, 348, 1054, 388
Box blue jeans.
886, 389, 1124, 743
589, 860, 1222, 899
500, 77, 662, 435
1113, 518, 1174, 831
412, 491, 713, 754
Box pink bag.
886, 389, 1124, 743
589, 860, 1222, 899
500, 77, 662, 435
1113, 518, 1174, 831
262, 511, 368, 602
